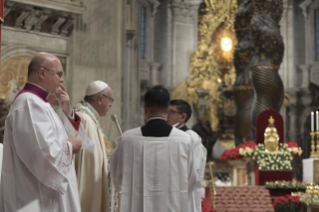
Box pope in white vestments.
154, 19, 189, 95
167, 99, 207, 212
73, 81, 118, 212
111, 86, 198, 212
0, 53, 88, 212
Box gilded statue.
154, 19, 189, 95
264, 116, 279, 153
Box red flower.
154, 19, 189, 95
236, 141, 257, 151
273, 195, 300, 211
219, 141, 257, 161
202, 206, 214, 212
219, 151, 229, 161
286, 141, 299, 148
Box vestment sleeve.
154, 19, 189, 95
188, 143, 197, 198
188, 137, 207, 198
11, 101, 73, 195
60, 111, 95, 150
110, 136, 124, 193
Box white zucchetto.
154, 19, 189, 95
85, 81, 108, 96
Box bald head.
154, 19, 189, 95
28, 53, 60, 77
27, 52, 64, 94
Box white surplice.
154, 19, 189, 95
110, 127, 198, 212
0, 92, 82, 212
186, 129, 207, 212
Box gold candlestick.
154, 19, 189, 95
208, 161, 216, 208
310, 131, 316, 158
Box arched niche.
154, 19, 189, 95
0, 55, 32, 99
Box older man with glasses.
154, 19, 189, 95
73, 81, 118, 212
0, 53, 87, 212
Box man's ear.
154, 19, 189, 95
143, 105, 147, 114
39, 68, 45, 80
98, 95, 103, 105
167, 106, 172, 116
181, 113, 187, 123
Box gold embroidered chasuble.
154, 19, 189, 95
73, 101, 118, 212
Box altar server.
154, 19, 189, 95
111, 85, 197, 212
0, 53, 86, 212
73, 81, 118, 212
167, 99, 207, 212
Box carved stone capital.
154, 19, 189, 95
170, 2, 198, 24
148, 0, 160, 16
299, 0, 314, 19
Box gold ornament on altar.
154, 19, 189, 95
172, 0, 238, 131
264, 116, 279, 153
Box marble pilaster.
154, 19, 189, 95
169, 0, 200, 87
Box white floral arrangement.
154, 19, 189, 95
287, 146, 303, 158
252, 143, 293, 171
239, 147, 254, 157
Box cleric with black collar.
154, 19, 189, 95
167, 99, 207, 212
110, 86, 198, 212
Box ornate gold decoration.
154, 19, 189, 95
310, 131, 316, 158
250, 65, 279, 70
264, 116, 279, 153
219, 134, 236, 149
212, 26, 238, 65
172, 0, 238, 131
233, 86, 254, 91
0, 56, 31, 99
314, 160, 319, 184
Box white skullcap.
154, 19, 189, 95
85, 81, 108, 96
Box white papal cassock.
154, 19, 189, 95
186, 129, 207, 212
0, 89, 82, 212
111, 127, 198, 212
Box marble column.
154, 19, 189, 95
169, 0, 200, 88
279, 0, 295, 90
288, 104, 299, 142
123, 29, 136, 131
299, 0, 315, 87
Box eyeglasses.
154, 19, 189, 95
102, 94, 114, 103
169, 109, 182, 115
43, 67, 63, 78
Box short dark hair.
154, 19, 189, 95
170, 99, 192, 123
144, 85, 170, 113
28, 57, 43, 77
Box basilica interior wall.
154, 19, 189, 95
68, 0, 125, 143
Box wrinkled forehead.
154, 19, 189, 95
105, 87, 113, 96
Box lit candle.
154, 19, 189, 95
312, 111, 314, 132
317, 111, 319, 131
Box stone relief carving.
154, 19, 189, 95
170, 2, 199, 23
299, 0, 314, 18
4, 0, 82, 37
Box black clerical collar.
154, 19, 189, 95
178, 124, 189, 132
146, 117, 167, 123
